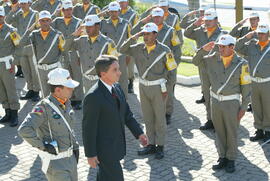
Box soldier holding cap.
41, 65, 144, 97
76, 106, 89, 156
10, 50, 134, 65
100, 1, 132, 96
118, 0, 139, 94
6, 0, 41, 102
120, 22, 177, 159
193, 34, 251, 173
52, 0, 84, 110
73, 0, 100, 20
185, 9, 227, 130
235, 23, 270, 143
18, 68, 80, 181
19, 10, 65, 97
230, 12, 260, 39
0, 5, 20, 127
132, 7, 181, 124
65, 14, 118, 93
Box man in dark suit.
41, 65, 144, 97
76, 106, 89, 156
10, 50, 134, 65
82, 55, 148, 181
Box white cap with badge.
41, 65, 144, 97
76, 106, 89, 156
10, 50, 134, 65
216, 34, 236, 46
108, 1, 121, 11
48, 68, 79, 88
117, 0, 128, 2
249, 12, 259, 19
39, 10, 52, 20
83, 15, 101, 26
62, 0, 73, 9
0, 6, 5, 16
203, 9, 217, 20
256, 23, 269, 33
159, 0, 169, 7
19, 0, 30, 3
152, 7, 164, 17
142, 22, 158, 33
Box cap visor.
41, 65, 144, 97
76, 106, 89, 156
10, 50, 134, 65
203, 17, 215, 20
63, 80, 80, 88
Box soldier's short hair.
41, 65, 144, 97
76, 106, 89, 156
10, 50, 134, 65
49, 84, 64, 93
95, 55, 118, 77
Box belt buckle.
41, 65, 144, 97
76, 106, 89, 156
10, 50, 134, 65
41, 64, 47, 70
218, 94, 223, 101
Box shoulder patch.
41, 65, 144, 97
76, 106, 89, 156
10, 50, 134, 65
33, 106, 44, 115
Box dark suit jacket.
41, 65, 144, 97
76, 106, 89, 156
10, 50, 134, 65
82, 80, 143, 162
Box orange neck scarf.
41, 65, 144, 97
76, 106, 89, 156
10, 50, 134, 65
251, 26, 257, 31
40, 30, 50, 40
0, 24, 3, 30
121, 8, 128, 15
206, 27, 217, 38
158, 24, 163, 31
146, 44, 156, 54
64, 17, 72, 25
49, 0, 55, 5
164, 11, 169, 18
258, 40, 270, 51
221, 53, 234, 68
53, 95, 67, 105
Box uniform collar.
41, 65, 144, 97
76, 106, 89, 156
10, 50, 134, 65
109, 17, 123, 25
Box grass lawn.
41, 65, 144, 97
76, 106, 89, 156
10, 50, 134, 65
177, 62, 199, 76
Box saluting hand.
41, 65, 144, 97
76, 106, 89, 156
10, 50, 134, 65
238, 18, 248, 26
131, 31, 143, 41
202, 41, 215, 52
88, 156, 100, 168
194, 17, 204, 27
72, 26, 84, 37
188, 10, 198, 16
139, 134, 148, 147
141, 14, 152, 24
245, 31, 255, 39
98, 9, 108, 17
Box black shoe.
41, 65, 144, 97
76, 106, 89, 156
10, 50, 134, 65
166, 114, 171, 125
15, 66, 24, 78
20, 90, 34, 100
195, 95, 205, 104
0, 109, 11, 123
155, 145, 164, 160
247, 104, 252, 112
73, 101, 82, 110
128, 79, 134, 94
200, 120, 214, 130
31, 91, 40, 102
250, 129, 264, 142
138, 144, 156, 156
263, 131, 270, 143
9, 110, 18, 127
225, 160, 235, 173
212, 158, 227, 170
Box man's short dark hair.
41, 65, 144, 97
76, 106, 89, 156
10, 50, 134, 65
49, 84, 64, 93
95, 55, 118, 77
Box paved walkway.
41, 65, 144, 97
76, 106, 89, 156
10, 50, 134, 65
0, 78, 269, 181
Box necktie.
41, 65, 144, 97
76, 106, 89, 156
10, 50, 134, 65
111, 87, 120, 109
